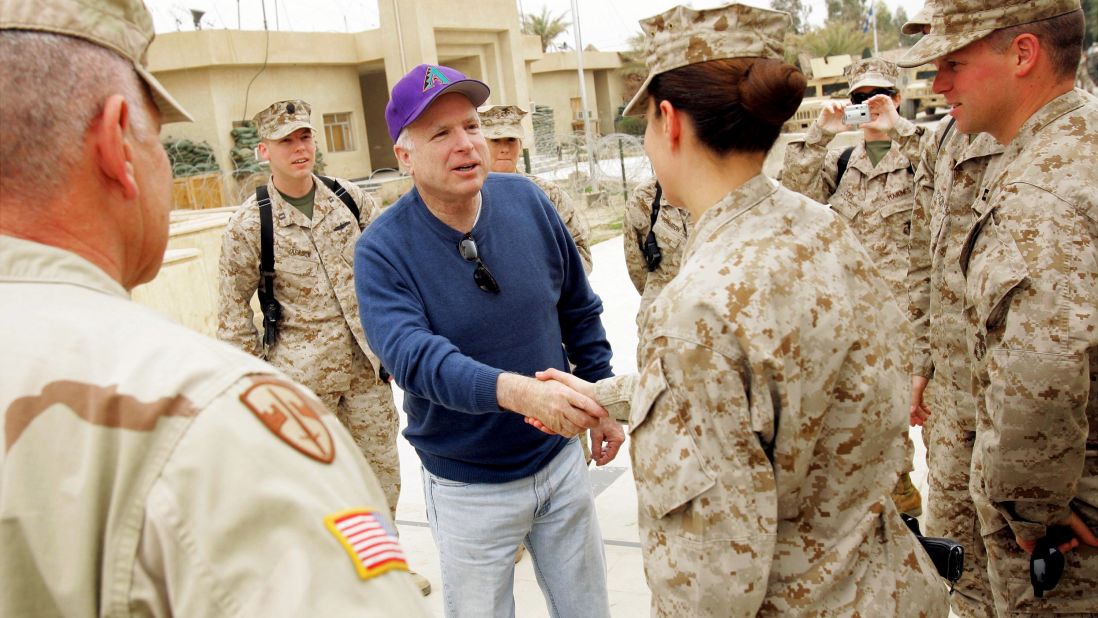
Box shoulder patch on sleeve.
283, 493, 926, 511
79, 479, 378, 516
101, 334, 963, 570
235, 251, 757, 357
324, 509, 409, 580
239, 378, 335, 463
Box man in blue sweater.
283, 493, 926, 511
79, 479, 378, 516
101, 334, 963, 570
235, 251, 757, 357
355, 64, 621, 617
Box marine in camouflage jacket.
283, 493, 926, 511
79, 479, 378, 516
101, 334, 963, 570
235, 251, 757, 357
217, 175, 384, 395
782, 117, 930, 301
961, 89, 1098, 543
623, 177, 692, 329
907, 120, 1003, 429
595, 175, 948, 617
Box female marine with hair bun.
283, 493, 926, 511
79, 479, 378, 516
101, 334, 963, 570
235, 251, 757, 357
533, 3, 949, 616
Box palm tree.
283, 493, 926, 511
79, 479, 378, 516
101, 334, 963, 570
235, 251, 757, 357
524, 6, 571, 53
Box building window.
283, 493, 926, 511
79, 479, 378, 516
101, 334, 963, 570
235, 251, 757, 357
323, 112, 355, 152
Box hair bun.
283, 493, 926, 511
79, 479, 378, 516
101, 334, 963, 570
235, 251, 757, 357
739, 59, 807, 126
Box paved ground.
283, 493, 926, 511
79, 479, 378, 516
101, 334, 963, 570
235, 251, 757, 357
388, 235, 931, 617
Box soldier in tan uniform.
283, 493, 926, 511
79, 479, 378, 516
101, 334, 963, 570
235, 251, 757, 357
0, 1, 429, 615
622, 177, 691, 330
534, 4, 949, 616
908, 114, 1003, 618
480, 104, 593, 273
899, 0, 1098, 614
906, 6, 1002, 610
782, 56, 928, 517
216, 99, 431, 593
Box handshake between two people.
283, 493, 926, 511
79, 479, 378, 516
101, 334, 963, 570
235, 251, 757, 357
497, 369, 624, 466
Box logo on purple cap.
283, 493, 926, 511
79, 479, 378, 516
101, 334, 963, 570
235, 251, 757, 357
423, 66, 451, 92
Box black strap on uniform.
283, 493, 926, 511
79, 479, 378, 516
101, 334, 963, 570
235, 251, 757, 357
937, 116, 957, 155
642, 182, 664, 272
318, 175, 360, 221
256, 185, 281, 350
835, 146, 855, 186
255, 177, 361, 350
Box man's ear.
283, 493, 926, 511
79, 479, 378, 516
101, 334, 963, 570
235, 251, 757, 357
393, 145, 414, 174
256, 141, 271, 162
93, 94, 139, 199
1012, 32, 1041, 77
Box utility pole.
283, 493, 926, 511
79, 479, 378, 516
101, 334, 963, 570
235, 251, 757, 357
570, 0, 598, 183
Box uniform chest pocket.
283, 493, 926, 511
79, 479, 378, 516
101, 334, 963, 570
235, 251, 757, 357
878, 199, 914, 237
628, 357, 716, 520
828, 187, 862, 222
964, 214, 1028, 336
275, 256, 320, 297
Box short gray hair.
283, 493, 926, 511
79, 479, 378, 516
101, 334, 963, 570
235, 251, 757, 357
0, 31, 154, 202
394, 128, 415, 172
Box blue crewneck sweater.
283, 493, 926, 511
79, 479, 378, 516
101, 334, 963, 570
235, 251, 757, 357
354, 173, 613, 483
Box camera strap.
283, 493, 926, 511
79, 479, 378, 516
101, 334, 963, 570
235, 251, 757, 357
642, 182, 664, 272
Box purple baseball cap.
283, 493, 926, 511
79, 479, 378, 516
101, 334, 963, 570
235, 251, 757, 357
385, 64, 491, 143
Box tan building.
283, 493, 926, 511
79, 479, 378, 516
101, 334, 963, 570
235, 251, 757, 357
148, 0, 627, 205
528, 50, 626, 141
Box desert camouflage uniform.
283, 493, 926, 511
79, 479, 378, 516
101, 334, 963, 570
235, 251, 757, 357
525, 173, 593, 274
961, 89, 1098, 616
596, 175, 948, 617
781, 116, 930, 298
217, 175, 401, 517
782, 82, 931, 508
0, 236, 428, 616
623, 177, 691, 332
908, 117, 1002, 617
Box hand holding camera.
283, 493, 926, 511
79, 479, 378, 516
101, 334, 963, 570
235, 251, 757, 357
815, 100, 851, 135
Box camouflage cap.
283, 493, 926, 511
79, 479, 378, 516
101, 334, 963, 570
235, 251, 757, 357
901, 2, 935, 35
622, 3, 790, 117
478, 105, 527, 140
846, 57, 900, 91
253, 100, 315, 141
0, 0, 192, 123
897, 0, 1081, 68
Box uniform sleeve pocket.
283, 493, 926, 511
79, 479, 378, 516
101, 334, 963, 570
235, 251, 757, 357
628, 357, 717, 520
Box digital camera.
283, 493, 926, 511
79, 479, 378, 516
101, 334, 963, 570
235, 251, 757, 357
843, 103, 871, 125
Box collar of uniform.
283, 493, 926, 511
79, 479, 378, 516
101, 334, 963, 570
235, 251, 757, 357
685, 173, 777, 259
977, 89, 1091, 204
0, 235, 129, 299
958, 132, 1005, 167
849, 139, 913, 179
269, 174, 347, 229
311, 175, 352, 225
1007, 89, 1090, 154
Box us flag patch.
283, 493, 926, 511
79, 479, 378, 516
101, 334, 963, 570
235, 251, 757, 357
324, 509, 409, 580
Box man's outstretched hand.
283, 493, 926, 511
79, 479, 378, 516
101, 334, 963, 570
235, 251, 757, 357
497, 372, 606, 438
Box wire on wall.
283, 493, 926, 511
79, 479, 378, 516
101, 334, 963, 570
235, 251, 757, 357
240, 0, 272, 122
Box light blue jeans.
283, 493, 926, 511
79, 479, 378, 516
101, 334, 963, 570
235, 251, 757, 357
421, 439, 611, 618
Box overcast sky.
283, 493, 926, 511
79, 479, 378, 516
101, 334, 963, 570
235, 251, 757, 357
148, 0, 926, 51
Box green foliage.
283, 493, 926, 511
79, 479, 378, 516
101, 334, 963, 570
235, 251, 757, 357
826, 0, 866, 24
793, 20, 871, 58
523, 7, 571, 53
